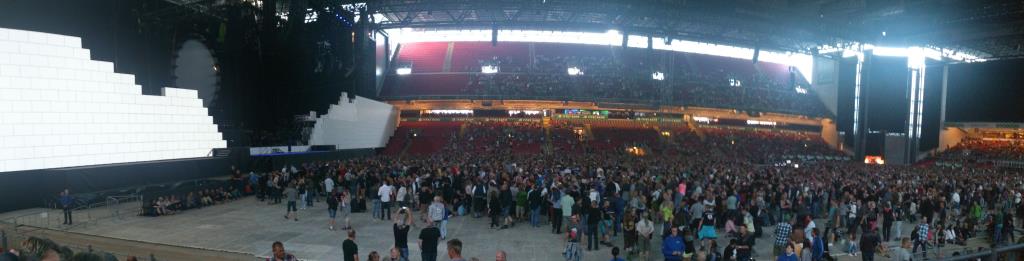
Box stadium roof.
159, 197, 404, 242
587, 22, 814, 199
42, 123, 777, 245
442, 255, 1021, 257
345, 0, 1024, 60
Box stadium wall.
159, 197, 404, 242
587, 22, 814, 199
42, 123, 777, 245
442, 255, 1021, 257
820, 119, 843, 152
937, 127, 967, 152
0, 157, 231, 212
812, 56, 839, 116
309, 93, 398, 149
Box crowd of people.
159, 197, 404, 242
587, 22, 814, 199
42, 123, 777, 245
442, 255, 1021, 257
938, 137, 1024, 162
0, 236, 142, 261
235, 117, 1024, 261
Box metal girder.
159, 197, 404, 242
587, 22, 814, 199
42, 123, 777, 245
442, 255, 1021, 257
357, 0, 1024, 58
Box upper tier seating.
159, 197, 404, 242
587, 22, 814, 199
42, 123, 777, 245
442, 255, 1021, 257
382, 41, 827, 117
450, 42, 529, 73
395, 42, 449, 73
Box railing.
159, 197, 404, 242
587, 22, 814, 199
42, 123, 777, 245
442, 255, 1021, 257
379, 92, 827, 117
1, 195, 142, 232
947, 243, 1024, 261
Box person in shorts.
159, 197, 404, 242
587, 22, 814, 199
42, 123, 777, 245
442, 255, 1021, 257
328, 191, 339, 230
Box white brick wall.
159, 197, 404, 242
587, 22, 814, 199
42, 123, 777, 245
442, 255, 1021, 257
309, 93, 397, 149
0, 28, 226, 172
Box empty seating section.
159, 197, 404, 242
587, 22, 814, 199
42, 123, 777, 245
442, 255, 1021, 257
382, 126, 411, 155
450, 42, 529, 72
549, 123, 584, 154
384, 41, 826, 116
590, 126, 658, 151
384, 74, 470, 96
396, 42, 448, 73
399, 121, 462, 155
684, 53, 758, 83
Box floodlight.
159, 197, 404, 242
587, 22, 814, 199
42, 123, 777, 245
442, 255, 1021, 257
567, 67, 583, 76
794, 86, 808, 94
396, 67, 412, 75
481, 65, 499, 74
652, 72, 665, 81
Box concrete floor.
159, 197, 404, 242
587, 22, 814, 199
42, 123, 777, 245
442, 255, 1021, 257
0, 197, 993, 261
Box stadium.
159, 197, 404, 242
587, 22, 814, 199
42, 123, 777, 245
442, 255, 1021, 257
1, 0, 1023, 260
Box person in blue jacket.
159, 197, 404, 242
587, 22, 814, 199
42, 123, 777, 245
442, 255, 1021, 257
811, 228, 825, 261
662, 226, 685, 261
777, 243, 798, 261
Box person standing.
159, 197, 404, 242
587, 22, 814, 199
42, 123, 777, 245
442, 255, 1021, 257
551, 187, 563, 233
528, 185, 543, 227
397, 182, 408, 210
344, 230, 360, 261
882, 203, 894, 242
340, 190, 353, 230
429, 196, 446, 237
328, 191, 339, 231
393, 209, 412, 260
379, 180, 394, 220
447, 239, 465, 261
429, 195, 445, 226
587, 200, 601, 251
635, 213, 654, 261
735, 225, 754, 261
662, 226, 685, 261
267, 241, 297, 261
912, 219, 928, 258
564, 215, 583, 261
859, 228, 881, 261
774, 219, 793, 258
419, 220, 442, 261
560, 189, 575, 234
892, 237, 912, 261
59, 189, 73, 225
284, 183, 298, 221
777, 243, 798, 261
324, 176, 335, 198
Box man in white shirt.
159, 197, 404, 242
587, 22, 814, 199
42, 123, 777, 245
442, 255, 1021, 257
379, 181, 394, 220
397, 183, 408, 209
951, 190, 961, 210
635, 214, 655, 261
325, 177, 335, 196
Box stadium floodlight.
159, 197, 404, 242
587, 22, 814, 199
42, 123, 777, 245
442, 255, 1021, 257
652, 72, 665, 81
481, 65, 499, 74
567, 67, 583, 76
729, 78, 741, 87
396, 67, 412, 75
794, 86, 808, 94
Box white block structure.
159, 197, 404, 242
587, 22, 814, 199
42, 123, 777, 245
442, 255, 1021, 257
309, 93, 397, 149
0, 28, 227, 172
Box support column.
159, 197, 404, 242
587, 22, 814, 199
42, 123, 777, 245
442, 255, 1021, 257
853, 50, 872, 161
904, 48, 927, 163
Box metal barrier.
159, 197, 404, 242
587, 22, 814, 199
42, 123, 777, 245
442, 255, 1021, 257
0, 195, 142, 232
947, 243, 1024, 261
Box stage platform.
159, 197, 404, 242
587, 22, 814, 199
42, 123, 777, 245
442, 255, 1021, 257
0, 197, 995, 261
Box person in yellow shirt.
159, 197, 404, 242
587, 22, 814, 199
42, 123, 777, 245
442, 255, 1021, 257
661, 201, 674, 236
